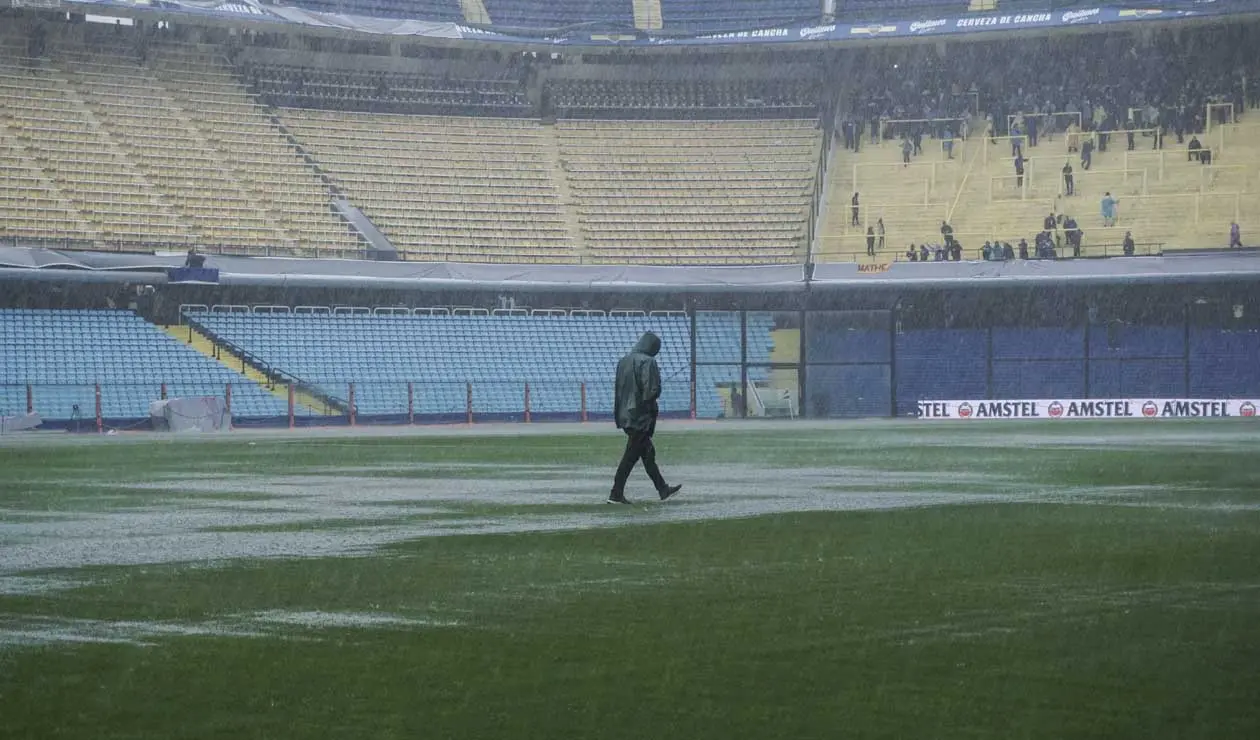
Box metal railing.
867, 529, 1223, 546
812, 241, 1166, 263
0, 380, 700, 432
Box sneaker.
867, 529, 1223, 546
658, 484, 682, 501
606, 494, 631, 505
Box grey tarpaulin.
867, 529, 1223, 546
149, 398, 230, 433
0, 246, 805, 292
4, 245, 1260, 290
0, 413, 42, 434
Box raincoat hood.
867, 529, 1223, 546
634, 332, 661, 357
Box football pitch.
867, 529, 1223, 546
1, 421, 1258, 739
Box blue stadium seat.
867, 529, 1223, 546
483, 0, 633, 28
288, 0, 464, 21
189, 313, 755, 419
659, 0, 816, 32
0, 310, 287, 421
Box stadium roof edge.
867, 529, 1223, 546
44, 1, 1260, 53
4, 248, 1260, 292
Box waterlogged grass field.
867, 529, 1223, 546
1, 421, 1259, 739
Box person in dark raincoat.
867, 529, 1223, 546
609, 332, 682, 504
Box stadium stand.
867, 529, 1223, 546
823, 30, 1260, 258
248, 62, 531, 117
51, 38, 296, 252
148, 45, 365, 256
482, 0, 635, 29
184, 312, 777, 419
0, 32, 191, 247
287, 0, 466, 21
190, 313, 703, 417
0, 309, 286, 421
279, 109, 576, 262
658, 0, 817, 32
547, 78, 819, 119
557, 119, 821, 264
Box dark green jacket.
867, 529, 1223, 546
614, 332, 662, 432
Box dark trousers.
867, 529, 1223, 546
612, 428, 666, 495
1064, 175, 1074, 195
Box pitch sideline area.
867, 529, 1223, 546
1, 420, 1258, 738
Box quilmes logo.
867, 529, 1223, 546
798, 24, 836, 39
850, 24, 898, 36
1141, 401, 1159, 417
1241, 401, 1257, 417
1062, 8, 1102, 24
1048, 401, 1065, 418
909, 19, 948, 34
957, 402, 974, 419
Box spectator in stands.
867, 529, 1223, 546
609, 332, 681, 505
1063, 161, 1075, 196
901, 137, 912, 167
1011, 124, 1025, 158
1081, 138, 1094, 170
1019, 238, 1030, 260
907, 245, 918, 262
1201, 147, 1213, 166
952, 241, 964, 261
1002, 242, 1015, 260
1101, 192, 1119, 227
982, 241, 993, 261
1064, 216, 1082, 257
184, 248, 205, 269
919, 244, 930, 262
1066, 121, 1081, 153
851, 192, 860, 227
877, 219, 885, 251
912, 129, 923, 156
1231, 222, 1243, 248
1188, 135, 1203, 162
1123, 231, 1136, 255
1027, 115, 1039, 148
1125, 118, 1138, 150
1035, 231, 1057, 259
941, 221, 954, 246
842, 119, 855, 151
866, 226, 876, 257
1014, 153, 1025, 189
1044, 212, 1057, 232
943, 128, 955, 160
934, 244, 947, 261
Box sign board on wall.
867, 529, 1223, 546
917, 399, 1260, 420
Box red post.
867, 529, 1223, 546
524, 383, 532, 423
580, 381, 588, 423
466, 382, 474, 425
160, 382, 168, 401
26, 384, 33, 414
288, 385, 295, 430
407, 382, 414, 425
690, 380, 697, 420
348, 383, 356, 427
94, 384, 102, 434
225, 383, 233, 430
